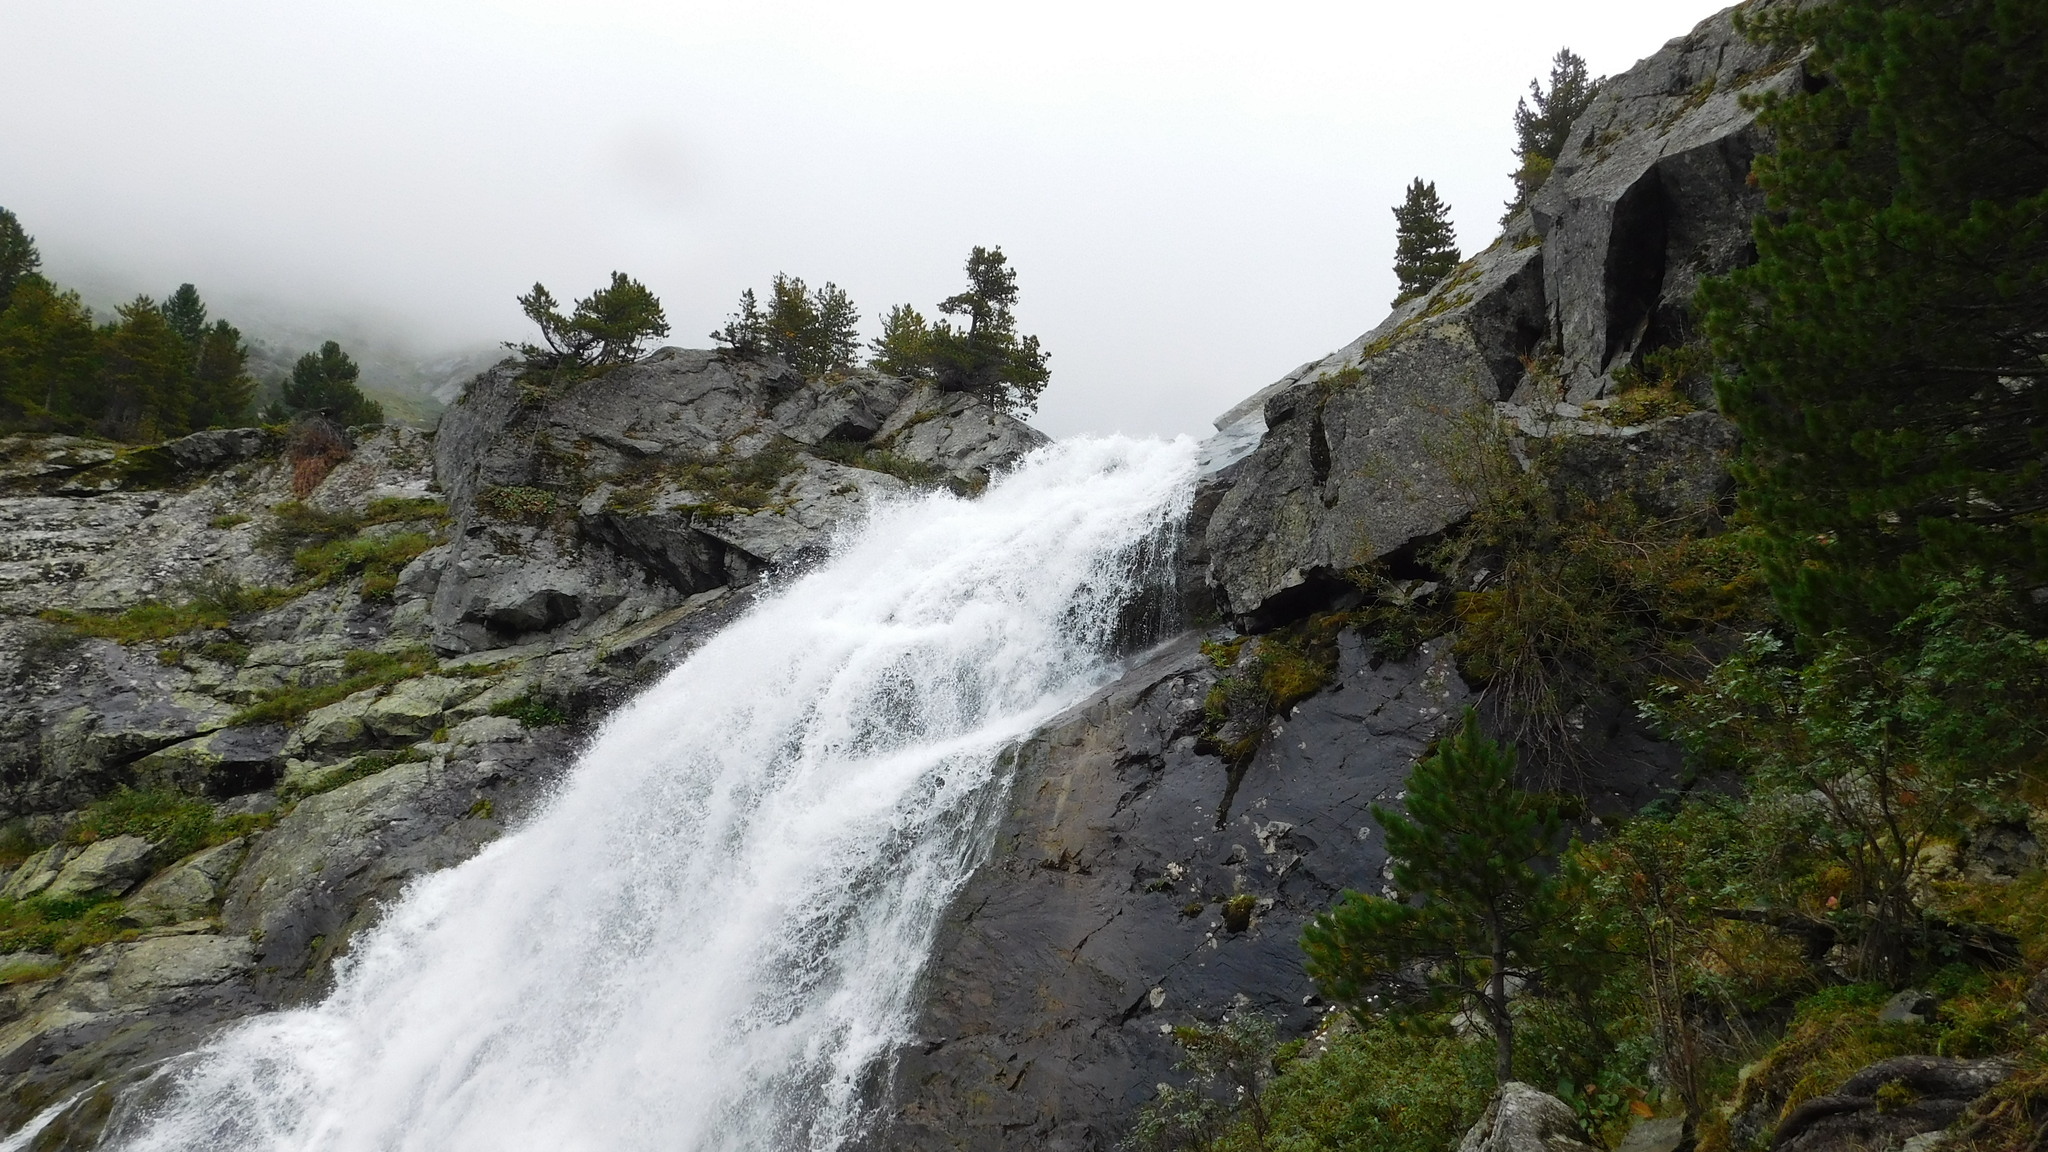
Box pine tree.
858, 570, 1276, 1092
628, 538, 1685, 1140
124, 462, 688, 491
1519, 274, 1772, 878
1506, 49, 1601, 214
513, 273, 669, 375
1700, 0, 2048, 639
160, 284, 209, 350
283, 340, 383, 427
713, 289, 766, 358
869, 304, 933, 381
757, 275, 862, 377
0, 275, 96, 429
95, 298, 195, 441
927, 246, 1050, 415
1301, 710, 1560, 1083
190, 320, 256, 429
0, 208, 39, 309
1391, 179, 1462, 306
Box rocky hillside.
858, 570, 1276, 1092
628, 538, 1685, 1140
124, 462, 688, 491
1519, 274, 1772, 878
0, 352, 1043, 1142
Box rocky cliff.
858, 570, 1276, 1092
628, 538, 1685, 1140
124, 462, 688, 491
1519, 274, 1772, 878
0, 353, 1042, 1142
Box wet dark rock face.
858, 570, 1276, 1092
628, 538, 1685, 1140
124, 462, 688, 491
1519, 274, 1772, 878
879, 632, 1468, 1151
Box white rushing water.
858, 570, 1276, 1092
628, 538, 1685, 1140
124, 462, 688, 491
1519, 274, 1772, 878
97, 435, 1196, 1152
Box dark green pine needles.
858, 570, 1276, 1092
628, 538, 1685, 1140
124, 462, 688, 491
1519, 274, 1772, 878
1301, 710, 1560, 1084
1391, 179, 1461, 306
1701, 0, 2048, 640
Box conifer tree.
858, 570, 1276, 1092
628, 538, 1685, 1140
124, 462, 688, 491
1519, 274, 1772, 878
283, 340, 382, 427
190, 320, 256, 429
1391, 180, 1462, 305
1301, 710, 1559, 1083
95, 298, 195, 441
514, 273, 669, 374
1701, 0, 2048, 638
869, 304, 933, 382
1506, 49, 1601, 214
927, 246, 1050, 415
0, 208, 39, 309
713, 289, 766, 358
0, 275, 96, 428
757, 274, 862, 377
160, 284, 209, 350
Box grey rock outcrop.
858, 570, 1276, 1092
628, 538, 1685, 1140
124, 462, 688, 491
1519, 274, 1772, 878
1195, 0, 1800, 624
1458, 1083, 1602, 1152
429, 350, 1044, 652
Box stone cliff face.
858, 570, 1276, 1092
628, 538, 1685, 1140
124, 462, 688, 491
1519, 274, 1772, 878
0, 354, 1042, 1143
872, 3, 1799, 1147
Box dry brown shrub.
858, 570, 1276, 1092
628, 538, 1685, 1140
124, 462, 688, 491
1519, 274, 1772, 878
288, 419, 350, 498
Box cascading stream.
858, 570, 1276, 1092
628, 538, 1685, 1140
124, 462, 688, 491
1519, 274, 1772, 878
85, 435, 1195, 1152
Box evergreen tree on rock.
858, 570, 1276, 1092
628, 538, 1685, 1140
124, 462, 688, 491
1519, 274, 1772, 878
1301, 709, 1560, 1083
1507, 49, 1601, 215
514, 272, 670, 375
927, 246, 1050, 416
1391, 179, 1462, 306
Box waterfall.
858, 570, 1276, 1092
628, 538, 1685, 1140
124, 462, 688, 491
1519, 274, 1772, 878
91, 435, 1196, 1152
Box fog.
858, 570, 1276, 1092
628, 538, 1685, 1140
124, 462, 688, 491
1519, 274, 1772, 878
0, 0, 1730, 436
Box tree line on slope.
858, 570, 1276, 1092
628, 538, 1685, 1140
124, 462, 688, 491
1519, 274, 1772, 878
511, 245, 1051, 416
0, 209, 385, 441
1140, 0, 2048, 1147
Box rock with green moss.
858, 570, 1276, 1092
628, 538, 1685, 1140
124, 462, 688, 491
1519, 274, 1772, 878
124, 838, 247, 927
43, 835, 153, 901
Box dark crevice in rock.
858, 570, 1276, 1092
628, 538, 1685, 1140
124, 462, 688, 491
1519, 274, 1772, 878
1603, 170, 1673, 372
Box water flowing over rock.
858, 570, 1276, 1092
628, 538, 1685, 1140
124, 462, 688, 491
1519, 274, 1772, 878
91, 438, 1194, 1152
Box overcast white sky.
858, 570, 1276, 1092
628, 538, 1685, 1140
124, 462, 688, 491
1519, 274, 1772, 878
0, 0, 1731, 437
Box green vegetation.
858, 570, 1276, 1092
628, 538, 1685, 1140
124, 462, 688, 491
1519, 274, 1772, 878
278, 747, 429, 802
713, 275, 860, 377
228, 645, 437, 727
489, 693, 567, 728
256, 496, 446, 600
272, 340, 382, 428
0, 208, 259, 440
513, 272, 670, 379
1391, 179, 1462, 306
477, 484, 559, 523
1701, 0, 2048, 642
889, 246, 1052, 416
0, 897, 135, 961
1506, 49, 1602, 216
1304, 712, 1561, 1082
70, 786, 269, 863
1178, 6, 2048, 1148
40, 577, 295, 643
813, 437, 946, 485
1133, 1017, 1493, 1152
